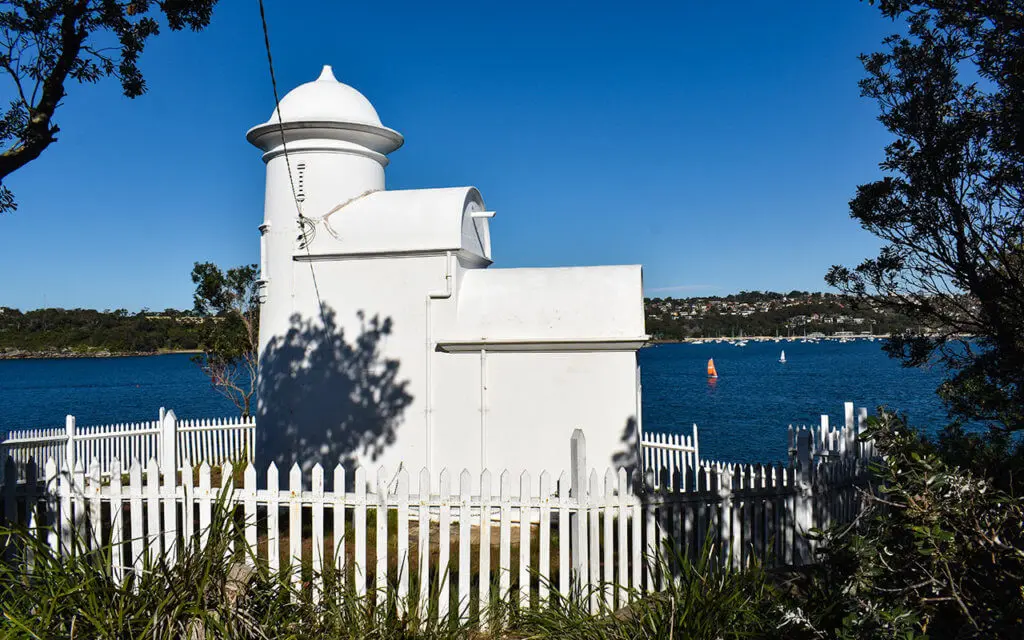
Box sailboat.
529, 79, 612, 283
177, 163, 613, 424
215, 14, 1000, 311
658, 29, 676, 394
707, 358, 718, 378
779, 350, 787, 363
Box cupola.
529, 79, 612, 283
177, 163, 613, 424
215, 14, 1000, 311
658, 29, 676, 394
246, 65, 404, 161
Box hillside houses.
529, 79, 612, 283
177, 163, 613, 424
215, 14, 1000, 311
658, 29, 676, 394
644, 291, 904, 340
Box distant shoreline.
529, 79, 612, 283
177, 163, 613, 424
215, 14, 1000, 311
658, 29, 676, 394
648, 335, 893, 344
0, 349, 203, 361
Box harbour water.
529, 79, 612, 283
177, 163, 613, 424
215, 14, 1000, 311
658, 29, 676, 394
0, 340, 952, 464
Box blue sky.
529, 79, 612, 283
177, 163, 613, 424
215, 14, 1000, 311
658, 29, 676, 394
0, 1, 899, 311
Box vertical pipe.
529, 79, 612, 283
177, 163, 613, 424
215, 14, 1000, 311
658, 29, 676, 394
480, 348, 488, 469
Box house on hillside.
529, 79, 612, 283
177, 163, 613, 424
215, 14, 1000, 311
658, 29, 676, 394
247, 67, 647, 479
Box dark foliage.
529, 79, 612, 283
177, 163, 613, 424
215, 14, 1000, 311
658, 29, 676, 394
800, 411, 1024, 638
826, 0, 1024, 432
0, 0, 218, 211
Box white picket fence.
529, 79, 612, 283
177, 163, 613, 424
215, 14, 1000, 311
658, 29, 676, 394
0, 415, 873, 621
639, 424, 699, 490
0, 409, 254, 481
787, 402, 877, 463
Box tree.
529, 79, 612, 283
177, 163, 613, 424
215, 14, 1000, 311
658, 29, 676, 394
0, 0, 218, 212
191, 262, 259, 417
826, 0, 1024, 432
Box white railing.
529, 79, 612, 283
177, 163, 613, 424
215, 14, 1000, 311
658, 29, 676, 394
0, 424, 872, 620
640, 402, 871, 490
787, 402, 876, 462
639, 424, 699, 490
0, 409, 254, 479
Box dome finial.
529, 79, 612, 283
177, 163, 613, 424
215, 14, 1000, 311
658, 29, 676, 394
317, 65, 337, 82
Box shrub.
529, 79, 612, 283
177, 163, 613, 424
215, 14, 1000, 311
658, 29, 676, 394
800, 411, 1024, 639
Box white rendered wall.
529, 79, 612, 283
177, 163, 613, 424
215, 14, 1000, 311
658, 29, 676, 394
256, 248, 454, 478
432, 349, 639, 478
257, 150, 385, 356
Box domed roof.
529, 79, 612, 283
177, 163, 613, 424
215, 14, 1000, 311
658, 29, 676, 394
269, 65, 382, 127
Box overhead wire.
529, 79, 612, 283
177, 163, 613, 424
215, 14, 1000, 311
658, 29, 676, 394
256, 0, 328, 329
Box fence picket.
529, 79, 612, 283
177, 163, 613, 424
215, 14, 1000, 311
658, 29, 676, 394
109, 458, 124, 585
499, 470, 512, 601
24, 459, 38, 569
438, 468, 451, 619
312, 463, 325, 604
163, 460, 177, 566
334, 464, 347, 588
221, 461, 235, 560
182, 458, 195, 545
557, 470, 570, 597
129, 461, 144, 576
45, 458, 58, 553
354, 467, 367, 597
375, 466, 388, 601
602, 469, 614, 610
417, 467, 431, 621
244, 464, 257, 561
87, 459, 101, 551
478, 469, 492, 623
538, 471, 551, 607
587, 470, 600, 612
616, 467, 628, 609
630, 469, 641, 599
457, 469, 471, 622
198, 462, 212, 549
396, 467, 410, 613
518, 470, 531, 611
289, 463, 303, 593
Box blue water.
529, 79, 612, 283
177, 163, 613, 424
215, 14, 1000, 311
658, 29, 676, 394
0, 342, 953, 463
0, 354, 238, 430
640, 340, 952, 463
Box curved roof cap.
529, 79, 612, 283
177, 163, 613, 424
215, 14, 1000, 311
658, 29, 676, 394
268, 66, 382, 127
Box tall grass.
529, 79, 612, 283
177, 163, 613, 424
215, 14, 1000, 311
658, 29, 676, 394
514, 541, 799, 640
0, 506, 801, 639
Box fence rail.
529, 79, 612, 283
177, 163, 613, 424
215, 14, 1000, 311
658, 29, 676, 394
0, 410, 254, 480
0, 410, 873, 622
639, 424, 698, 490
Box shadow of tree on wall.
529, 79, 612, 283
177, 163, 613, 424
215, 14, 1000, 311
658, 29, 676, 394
612, 416, 641, 477
255, 306, 413, 480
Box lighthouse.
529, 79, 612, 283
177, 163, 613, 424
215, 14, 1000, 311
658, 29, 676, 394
247, 67, 647, 479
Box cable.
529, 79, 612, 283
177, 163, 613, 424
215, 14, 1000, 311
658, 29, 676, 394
256, 0, 328, 329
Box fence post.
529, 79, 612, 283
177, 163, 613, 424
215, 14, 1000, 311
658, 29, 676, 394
718, 468, 733, 570
570, 429, 588, 592
844, 402, 855, 459
795, 429, 813, 564
692, 422, 700, 468
64, 415, 76, 476
159, 409, 177, 476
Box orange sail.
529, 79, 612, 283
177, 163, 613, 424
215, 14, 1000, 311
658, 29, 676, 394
707, 358, 718, 378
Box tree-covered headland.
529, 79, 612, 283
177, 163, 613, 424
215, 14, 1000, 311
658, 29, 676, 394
0, 307, 213, 356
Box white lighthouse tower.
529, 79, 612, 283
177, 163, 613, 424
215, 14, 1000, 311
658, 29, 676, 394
247, 67, 647, 480
247, 66, 404, 358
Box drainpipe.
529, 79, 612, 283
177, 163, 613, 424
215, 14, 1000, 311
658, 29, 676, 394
424, 251, 455, 468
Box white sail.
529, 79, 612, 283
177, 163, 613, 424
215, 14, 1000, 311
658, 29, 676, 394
780, 350, 786, 363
